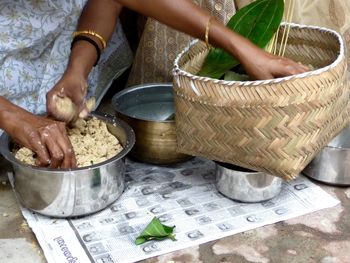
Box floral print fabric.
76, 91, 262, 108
0, 0, 132, 114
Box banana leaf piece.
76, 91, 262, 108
135, 217, 176, 245
198, 0, 284, 79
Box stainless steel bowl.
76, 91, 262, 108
0, 112, 135, 217
112, 83, 191, 164
216, 162, 283, 203
302, 125, 350, 186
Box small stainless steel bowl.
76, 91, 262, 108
303, 125, 350, 186
112, 83, 191, 164
0, 112, 135, 218
216, 162, 283, 203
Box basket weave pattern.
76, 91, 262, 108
173, 24, 349, 180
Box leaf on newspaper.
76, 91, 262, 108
135, 217, 176, 245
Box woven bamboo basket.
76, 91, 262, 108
172, 23, 349, 180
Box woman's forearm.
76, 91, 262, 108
66, 0, 123, 78
67, 0, 256, 78
0, 96, 35, 135
60, 0, 307, 86
0, 96, 20, 132
113, 0, 254, 63
0, 96, 77, 168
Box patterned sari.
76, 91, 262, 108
127, 0, 350, 86
0, 0, 132, 114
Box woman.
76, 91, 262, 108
48, 0, 308, 117
0, 0, 132, 168
1, 0, 307, 169
127, 0, 237, 86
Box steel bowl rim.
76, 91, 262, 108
323, 145, 350, 151
111, 82, 175, 123
0, 112, 135, 173
215, 161, 262, 175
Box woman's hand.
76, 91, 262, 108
0, 98, 76, 169
207, 19, 310, 80
238, 45, 310, 80
111, 0, 308, 80
14, 115, 76, 169
46, 71, 89, 123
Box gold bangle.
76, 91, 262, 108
72, 30, 107, 49
205, 16, 212, 48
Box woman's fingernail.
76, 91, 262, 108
79, 109, 89, 119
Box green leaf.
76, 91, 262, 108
198, 0, 284, 79
164, 113, 175, 121
135, 217, 176, 245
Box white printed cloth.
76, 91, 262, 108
0, 0, 132, 114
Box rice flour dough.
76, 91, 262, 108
14, 117, 123, 168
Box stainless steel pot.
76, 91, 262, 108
112, 83, 191, 164
0, 112, 135, 217
216, 162, 283, 202
302, 125, 350, 186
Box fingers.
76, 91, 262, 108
78, 97, 96, 119
28, 131, 51, 167
272, 58, 310, 78
297, 63, 310, 72
49, 94, 78, 123
56, 123, 77, 169
42, 131, 64, 169
78, 107, 89, 119
286, 60, 309, 75
247, 48, 311, 80
46, 77, 88, 123
32, 123, 76, 169
44, 123, 76, 169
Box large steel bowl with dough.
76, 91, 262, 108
0, 112, 135, 218
112, 83, 191, 164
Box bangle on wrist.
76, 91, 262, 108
72, 30, 107, 49
71, 35, 101, 67
205, 16, 213, 48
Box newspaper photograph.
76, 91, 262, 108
20, 158, 340, 263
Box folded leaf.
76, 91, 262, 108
198, 0, 284, 79
135, 217, 176, 245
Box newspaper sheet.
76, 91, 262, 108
20, 158, 339, 263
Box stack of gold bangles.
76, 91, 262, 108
71, 30, 107, 66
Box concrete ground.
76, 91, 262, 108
1, 83, 350, 262
1, 157, 350, 263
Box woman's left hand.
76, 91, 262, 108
239, 46, 310, 80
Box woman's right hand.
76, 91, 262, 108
0, 98, 76, 169
46, 70, 89, 123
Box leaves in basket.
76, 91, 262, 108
197, 0, 284, 79
135, 217, 176, 245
